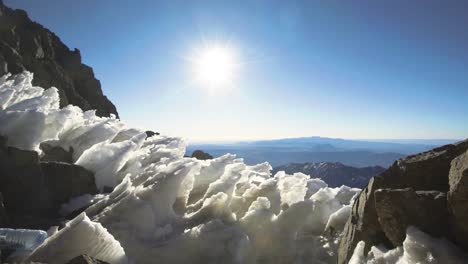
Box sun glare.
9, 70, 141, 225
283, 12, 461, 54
191, 43, 238, 90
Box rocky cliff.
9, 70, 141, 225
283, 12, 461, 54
0, 0, 118, 117
338, 139, 468, 263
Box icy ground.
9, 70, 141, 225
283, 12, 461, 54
0, 72, 465, 263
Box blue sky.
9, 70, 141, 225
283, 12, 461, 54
6, 0, 468, 141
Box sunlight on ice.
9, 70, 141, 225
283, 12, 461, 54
0, 71, 466, 264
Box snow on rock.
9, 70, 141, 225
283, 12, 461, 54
27, 213, 128, 264
2, 71, 463, 263
349, 226, 468, 264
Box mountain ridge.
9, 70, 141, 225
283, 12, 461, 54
273, 161, 386, 188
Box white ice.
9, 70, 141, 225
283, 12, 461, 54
1, 71, 463, 264
27, 213, 128, 264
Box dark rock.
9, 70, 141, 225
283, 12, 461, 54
0, 135, 99, 229
1, 249, 15, 263
338, 139, 468, 264
0, 193, 8, 227
374, 188, 448, 246
0, 2, 118, 117
448, 149, 468, 249
273, 162, 385, 188
40, 143, 73, 163
191, 150, 213, 160
338, 177, 391, 263
41, 161, 98, 205
66, 255, 109, 264
102, 186, 114, 194
0, 138, 53, 223
378, 140, 468, 192
145, 130, 159, 139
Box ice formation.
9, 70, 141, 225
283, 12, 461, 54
349, 226, 468, 264
0, 71, 465, 264
27, 213, 128, 264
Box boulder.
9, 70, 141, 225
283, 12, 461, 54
41, 161, 98, 205
338, 177, 391, 263
0, 136, 99, 229
0, 137, 53, 221
191, 150, 213, 160
448, 149, 468, 249
66, 255, 109, 264
374, 188, 448, 246
338, 139, 468, 264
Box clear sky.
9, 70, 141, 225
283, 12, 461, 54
5, 0, 468, 141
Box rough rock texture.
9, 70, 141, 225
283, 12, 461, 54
0, 1, 118, 117
40, 143, 73, 163
0, 136, 53, 228
41, 161, 98, 205
374, 188, 448, 246
0, 136, 98, 229
191, 150, 214, 160
448, 149, 468, 249
66, 255, 109, 264
338, 139, 468, 264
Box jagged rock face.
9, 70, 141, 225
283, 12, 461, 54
0, 1, 118, 117
0, 136, 98, 229
448, 149, 468, 249
338, 139, 468, 264
374, 188, 448, 247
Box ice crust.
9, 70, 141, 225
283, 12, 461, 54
0, 72, 464, 263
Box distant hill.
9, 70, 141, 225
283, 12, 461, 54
273, 162, 386, 188
187, 136, 455, 167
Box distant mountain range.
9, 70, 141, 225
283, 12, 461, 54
273, 162, 386, 188
187, 136, 458, 167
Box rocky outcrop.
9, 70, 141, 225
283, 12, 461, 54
40, 143, 73, 163
273, 162, 385, 188
0, 1, 118, 117
191, 150, 214, 160
0, 136, 98, 229
374, 188, 448, 246
338, 139, 468, 264
41, 161, 98, 205
448, 149, 468, 249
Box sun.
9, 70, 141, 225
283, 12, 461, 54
190, 43, 239, 90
